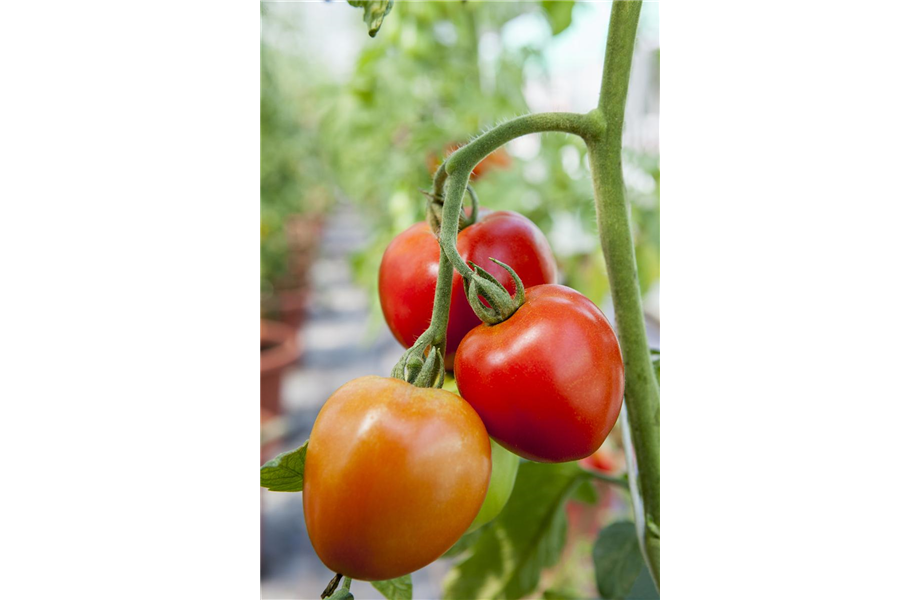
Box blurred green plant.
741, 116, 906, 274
300, 2, 659, 334
261, 25, 334, 308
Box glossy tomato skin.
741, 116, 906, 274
304, 376, 491, 581
378, 211, 556, 367
454, 285, 625, 463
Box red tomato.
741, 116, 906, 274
454, 285, 625, 463
378, 211, 556, 368
304, 376, 491, 581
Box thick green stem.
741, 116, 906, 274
444, 112, 600, 177
586, 0, 660, 587
426, 252, 454, 359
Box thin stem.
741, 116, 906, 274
587, 0, 660, 587
342, 577, 352, 592
581, 469, 630, 490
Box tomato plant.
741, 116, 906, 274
262, 2, 660, 598
303, 376, 491, 581
454, 284, 624, 463
378, 210, 556, 367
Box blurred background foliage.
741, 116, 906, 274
260, 0, 658, 332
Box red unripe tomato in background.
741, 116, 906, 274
303, 376, 491, 581
454, 284, 625, 463
378, 210, 556, 368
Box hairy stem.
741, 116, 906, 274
444, 112, 601, 177
437, 112, 601, 278
586, 0, 660, 587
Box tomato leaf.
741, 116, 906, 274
572, 478, 598, 505
259, 439, 308, 492
371, 575, 412, 600
592, 521, 645, 600
347, 0, 394, 38
442, 527, 483, 558
543, 589, 580, 600
542, 1, 575, 36
625, 565, 660, 600
442, 462, 585, 600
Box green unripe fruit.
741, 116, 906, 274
466, 438, 519, 532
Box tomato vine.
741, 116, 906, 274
389, 0, 659, 588
264, 2, 659, 596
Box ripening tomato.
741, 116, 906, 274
379, 210, 556, 368
303, 376, 491, 581
454, 285, 625, 463
304, 376, 491, 579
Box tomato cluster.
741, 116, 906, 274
301, 200, 625, 583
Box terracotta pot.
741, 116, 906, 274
277, 287, 311, 331
260, 320, 301, 417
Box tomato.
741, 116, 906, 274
379, 210, 556, 368
466, 438, 519, 532
304, 376, 491, 581
454, 285, 625, 463
579, 446, 618, 474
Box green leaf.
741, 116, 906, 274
347, 0, 394, 38
542, 589, 579, 600
371, 575, 412, 600
442, 527, 483, 558
442, 462, 585, 600
572, 478, 598, 505
259, 439, 308, 492
542, 1, 575, 36
592, 521, 645, 600
626, 565, 659, 600
650, 349, 660, 384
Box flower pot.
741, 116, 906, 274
260, 320, 301, 417
277, 287, 311, 331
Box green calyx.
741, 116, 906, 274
462, 258, 525, 325
391, 329, 446, 389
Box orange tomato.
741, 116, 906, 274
303, 376, 491, 580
